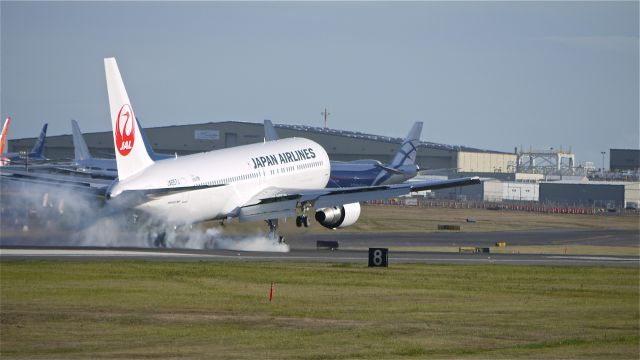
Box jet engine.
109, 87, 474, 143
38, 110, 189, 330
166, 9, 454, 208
315, 202, 361, 229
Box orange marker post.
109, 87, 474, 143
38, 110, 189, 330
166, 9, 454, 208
269, 282, 275, 304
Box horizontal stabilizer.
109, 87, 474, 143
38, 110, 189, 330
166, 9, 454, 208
374, 163, 405, 175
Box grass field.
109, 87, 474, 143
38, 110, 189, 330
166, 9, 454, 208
1, 261, 638, 359
210, 205, 640, 235
2, 205, 638, 244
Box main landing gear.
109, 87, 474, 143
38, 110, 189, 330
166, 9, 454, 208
296, 204, 312, 228
266, 219, 285, 244
295, 215, 310, 228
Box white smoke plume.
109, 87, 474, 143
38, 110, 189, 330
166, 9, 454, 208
0, 179, 289, 252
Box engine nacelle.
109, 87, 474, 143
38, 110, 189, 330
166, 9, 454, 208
315, 202, 361, 229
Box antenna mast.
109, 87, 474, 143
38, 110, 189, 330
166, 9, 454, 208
321, 108, 331, 129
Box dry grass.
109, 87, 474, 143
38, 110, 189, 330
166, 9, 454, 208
211, 205, 640, 235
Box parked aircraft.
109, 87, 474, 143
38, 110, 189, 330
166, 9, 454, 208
0, 121, 48, 165
101, 57, 479, 241
66, 119, 173, 178
264, 119, 422, 187
66, 119, 119, 177
0, 117, 10, 165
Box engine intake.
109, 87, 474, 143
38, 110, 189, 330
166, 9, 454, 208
315, 202, 361, 229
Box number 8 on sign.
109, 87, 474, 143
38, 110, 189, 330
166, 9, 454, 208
373, 249, 383, 265
368, 248, 388, 267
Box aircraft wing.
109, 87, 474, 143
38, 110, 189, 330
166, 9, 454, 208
238, 176, 480, 222
0, 168, 111, 196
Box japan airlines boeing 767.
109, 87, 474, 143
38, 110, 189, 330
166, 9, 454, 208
103, 57, 479, 241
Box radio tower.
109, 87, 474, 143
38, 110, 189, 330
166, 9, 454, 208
321, 108, 330, 129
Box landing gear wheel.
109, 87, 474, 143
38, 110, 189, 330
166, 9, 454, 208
296, 215, 310, 228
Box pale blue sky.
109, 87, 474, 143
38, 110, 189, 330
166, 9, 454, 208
1, 1, 638, 166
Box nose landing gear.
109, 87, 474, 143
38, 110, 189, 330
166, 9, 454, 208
265, 219, 285, 244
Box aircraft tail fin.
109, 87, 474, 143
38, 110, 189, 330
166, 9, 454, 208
264, 119, 280, 141
104, 57, 154, 180
0, 117, 10, 166
0, 117, 10, 155
389, 121, 422, 168
29, 123, 48, 159
71, 120, 92, 161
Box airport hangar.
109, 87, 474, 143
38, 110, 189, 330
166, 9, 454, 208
8, 121, 517, 176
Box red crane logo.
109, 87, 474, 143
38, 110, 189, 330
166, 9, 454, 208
115, 104, 135, 156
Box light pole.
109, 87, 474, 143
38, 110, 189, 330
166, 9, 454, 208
600, 151, 606, 174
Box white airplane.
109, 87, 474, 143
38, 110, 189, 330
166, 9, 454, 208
102, 57, 480, 241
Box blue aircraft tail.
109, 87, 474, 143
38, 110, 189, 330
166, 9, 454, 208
28, 123, 48, 159
389, 122, 422, 169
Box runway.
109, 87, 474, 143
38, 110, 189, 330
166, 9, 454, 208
1, 228, 638, 267
1, 246, 638, 267
1, 228, 637, 248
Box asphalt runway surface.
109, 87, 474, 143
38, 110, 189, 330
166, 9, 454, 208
2, 228, 638, 248
1, 228, 638, 267
1, 246, 638, 267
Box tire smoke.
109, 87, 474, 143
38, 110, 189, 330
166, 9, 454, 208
0, 180, 289, 252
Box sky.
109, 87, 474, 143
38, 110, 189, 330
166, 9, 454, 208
1, 1, 638, 167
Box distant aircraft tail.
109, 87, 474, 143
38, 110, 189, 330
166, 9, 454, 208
0, 117, 10, 166
389, 121, 422, 169
104, 57, 154, 180
28, 123, 48, 159
71, 119, 93, 161
0, 117, 10, 154
263, 119, 280, 141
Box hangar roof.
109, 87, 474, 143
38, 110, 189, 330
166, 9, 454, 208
8, 120, 511, 156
